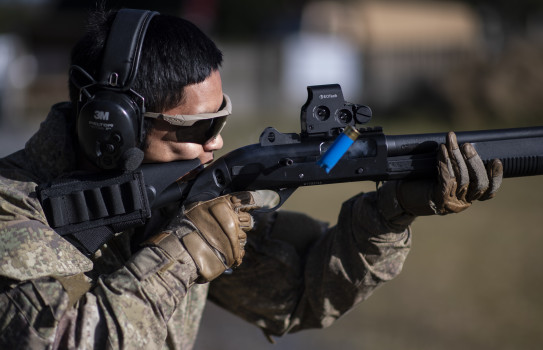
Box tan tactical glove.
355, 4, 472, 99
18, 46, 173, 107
383, 132, 503, 216
153, 192, 264, 283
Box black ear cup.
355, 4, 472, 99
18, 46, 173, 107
74, 9, 158, 172
77, 90, 142, 170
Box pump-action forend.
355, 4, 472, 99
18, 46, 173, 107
37, 84, 543, 255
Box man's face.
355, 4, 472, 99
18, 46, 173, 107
143, 70, 225, 165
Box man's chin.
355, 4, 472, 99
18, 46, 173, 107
201, 155, 214, 166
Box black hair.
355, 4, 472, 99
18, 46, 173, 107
69, 9, 223, 112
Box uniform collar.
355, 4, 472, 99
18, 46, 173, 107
24, 102, 79, 181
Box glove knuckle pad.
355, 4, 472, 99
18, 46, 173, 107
185, 199, 241, 265
182, 231, 226, 282
209, 202, 240, 240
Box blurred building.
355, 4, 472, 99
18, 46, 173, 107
297, 0, 483, 109
223, 0, 486, 116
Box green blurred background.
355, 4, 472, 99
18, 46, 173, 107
0, 0, 542, 349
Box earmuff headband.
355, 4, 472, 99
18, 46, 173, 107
98, 9, 158, 90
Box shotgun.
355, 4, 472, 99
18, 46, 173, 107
37, 84, 543, 255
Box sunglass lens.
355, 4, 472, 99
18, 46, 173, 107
175, 116, 226, 144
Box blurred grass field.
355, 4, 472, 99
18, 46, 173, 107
195, 113, 543, 350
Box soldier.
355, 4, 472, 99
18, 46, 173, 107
0, 8, 502, 349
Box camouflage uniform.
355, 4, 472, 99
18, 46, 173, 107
0, 102, 412, 349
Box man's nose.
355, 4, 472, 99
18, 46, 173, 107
203, 134, 223, 151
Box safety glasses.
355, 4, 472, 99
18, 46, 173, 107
144, 94, 231, 144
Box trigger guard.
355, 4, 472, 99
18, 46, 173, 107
253, 187, 297, 213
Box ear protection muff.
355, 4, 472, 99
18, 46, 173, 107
73, 9, 159, 172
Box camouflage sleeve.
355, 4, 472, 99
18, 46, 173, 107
208, 190, 412, 337
0, 219, 201, 349
0, 155, 211, 349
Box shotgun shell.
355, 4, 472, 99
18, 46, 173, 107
317, 125, 360, 173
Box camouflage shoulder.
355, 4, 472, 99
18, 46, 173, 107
0, 219, 93, 281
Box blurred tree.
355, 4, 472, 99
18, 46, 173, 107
214, 0, 307, 39
0, 3, 45, 34
438, 37, 543, 127
448, 0, 543, 32
56, 0, 182, 13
